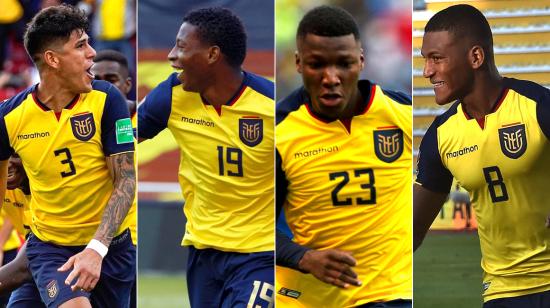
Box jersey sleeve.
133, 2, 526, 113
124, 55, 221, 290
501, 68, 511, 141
137, 73, 179, 139
0, 116, 13, 160
275, 150, 310, 270
416, 120, 453, 193
99, 82, 135, 155
535, 87, 550, 140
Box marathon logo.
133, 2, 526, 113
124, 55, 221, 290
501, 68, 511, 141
17, 131, 50, 140
278, 287, 301, 299
181, 116, 215, 127
294, 145, 339, 159
446, 145, 478, 159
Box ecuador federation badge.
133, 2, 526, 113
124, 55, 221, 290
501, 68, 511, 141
239, 116, 263, 147
498, 123, 527, 159
70, 112, 95, 141
374, 128, 403, 163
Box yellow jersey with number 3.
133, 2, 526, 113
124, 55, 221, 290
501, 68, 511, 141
416, 77, 550, 302
276, 81, 412, 307
138, 72, 274, 252
0, 81, 135, 246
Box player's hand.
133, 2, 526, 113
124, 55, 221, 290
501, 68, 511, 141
58, 248, 102, 292
298, 249, 361, 289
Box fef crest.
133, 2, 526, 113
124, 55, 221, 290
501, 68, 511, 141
374, 129, 403, 163
498, 124, 527, 159
46, 280, 58, 299
70, 112, 96, 141
239, 117, 263, 147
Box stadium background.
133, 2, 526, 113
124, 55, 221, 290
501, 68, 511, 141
413, 0, 550, 307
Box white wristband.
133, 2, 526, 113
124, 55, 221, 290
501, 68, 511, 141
86, 239, 108, 258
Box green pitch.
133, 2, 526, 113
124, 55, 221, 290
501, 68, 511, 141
138, 273, 190, 308
414, 231, 483, 307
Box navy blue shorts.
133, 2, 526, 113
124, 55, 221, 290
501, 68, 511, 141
25, 229, 135, 308
7, 281, 45, 308
187, 247, 274, 308
483, 290, 550, 308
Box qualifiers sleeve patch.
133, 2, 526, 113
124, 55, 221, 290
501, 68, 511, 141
115, 118, 134, 144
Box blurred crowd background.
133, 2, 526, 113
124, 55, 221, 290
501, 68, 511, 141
0, 0, 136, 101
276, 0, 412, 99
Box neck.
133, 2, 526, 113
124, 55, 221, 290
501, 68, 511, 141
201, 68, 244, 107
461, 69, 503, 120
336, 86, 364, 120
36, 72, 78, 112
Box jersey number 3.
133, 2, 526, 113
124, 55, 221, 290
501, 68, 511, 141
54, 148, 76, 178
329, 168, 376, 206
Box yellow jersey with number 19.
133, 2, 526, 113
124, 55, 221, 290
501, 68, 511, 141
0, 81, 135, 246
138, 72, 274, 253
276, 81, 412, 307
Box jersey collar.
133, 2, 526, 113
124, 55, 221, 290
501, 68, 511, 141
31, 84, 80, 112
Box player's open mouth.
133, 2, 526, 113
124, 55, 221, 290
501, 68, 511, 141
319, 93, 343, 106
432, 81, 444, 88
86, 65, 95, 79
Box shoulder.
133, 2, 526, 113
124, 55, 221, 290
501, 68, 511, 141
503, 77, 550, 103
245, 71, 273, 100
276, 87, 307, 125
0, 85, 35, 116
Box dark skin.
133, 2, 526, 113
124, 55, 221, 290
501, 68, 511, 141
139, 22, 244, 144
416, 30, 550, 248
91, 59, 136, 115
284, 33, 366, 289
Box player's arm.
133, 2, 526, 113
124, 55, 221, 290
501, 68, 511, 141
414, 120, 453, 250
59, 82, 136, 292
0, 160, 8, 213
0, 241, 32, 295
535, 86, 550, 228
275, 151, 360, 288
0, 218, 14, 265
413, 184, 448, 250
137, 74, 177, 143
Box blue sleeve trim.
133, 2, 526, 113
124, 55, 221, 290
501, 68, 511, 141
0, 86, 35, 160
245, 71, 274, 100
276, 87, 307, 125
99, 81, 135, 155
382, 88, 412, 105
137, 73, 179, 139
503, 77, 550, 140
416, 104, 456, 193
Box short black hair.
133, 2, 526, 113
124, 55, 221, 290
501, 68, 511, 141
94, 49, 129, 77
183, 7, 247, 68
297, 6, 360, 41
24, 4, 89, 63
425, 4, 493, 57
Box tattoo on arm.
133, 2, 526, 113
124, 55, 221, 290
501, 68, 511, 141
94, 152, 136, 246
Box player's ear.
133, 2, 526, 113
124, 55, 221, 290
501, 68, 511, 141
295, 51, 302, 74
124, 77, 132, 95
207, 46, 220, 65
359, 47, 365, 70
43, 50, 60, 69
469, 45, 485, 69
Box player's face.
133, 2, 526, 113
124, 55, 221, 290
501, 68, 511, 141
91, 60, 131, 96
296, 33, 364, 118
168, 22, 210, 93
54, 30, 96, 93
421, 31, 473, 105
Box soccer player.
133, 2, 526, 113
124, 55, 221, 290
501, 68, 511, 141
0, 5, 136, 308
138, 7, 274, 308
275, 6, 412, 307
415, 4, 550, 307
